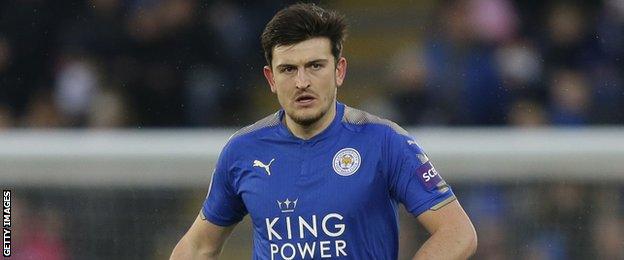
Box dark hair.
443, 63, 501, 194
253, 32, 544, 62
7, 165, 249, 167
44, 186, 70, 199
261, 3, 347, 66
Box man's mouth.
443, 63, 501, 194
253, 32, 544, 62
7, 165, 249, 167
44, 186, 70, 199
295, 94, 316, 105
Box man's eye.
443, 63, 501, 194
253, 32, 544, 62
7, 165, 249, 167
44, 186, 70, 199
312, 63, 322, 69
282, 67, 295, 73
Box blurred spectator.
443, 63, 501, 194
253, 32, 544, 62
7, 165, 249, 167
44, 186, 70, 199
54, 53, 100, 126
508, 98, 547, 126
12, 198, 68, 260
468, 0, 518, 44
387, 45, 429, 125
21, 89, 64, 127
591, 216, 624, 259
417, 0, 509, 125
548, 69, 591, 125
122, 0, 197, 127
496, 39, 542, 91
542, 3, 592, 70
540, 183, 592, 259
590, 188, 624, 259
586, 0, 624, 124
87, 86, 128, 128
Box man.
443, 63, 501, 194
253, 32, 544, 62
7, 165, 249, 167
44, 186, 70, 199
171, 3, 477, 259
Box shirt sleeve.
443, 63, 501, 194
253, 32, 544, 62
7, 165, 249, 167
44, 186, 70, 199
201, 143, 247, 226
386, 130, 456, 217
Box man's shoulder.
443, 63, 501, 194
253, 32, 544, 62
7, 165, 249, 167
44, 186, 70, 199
225, 112, 281, 147
341, 105, 411, 138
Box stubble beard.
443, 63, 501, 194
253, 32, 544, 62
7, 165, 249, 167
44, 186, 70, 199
286, 95, 333, 126
287, 103, 328, 126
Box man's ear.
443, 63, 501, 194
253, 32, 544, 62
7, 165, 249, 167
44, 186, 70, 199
335, 57, 347, 87
263, 65, 277, 93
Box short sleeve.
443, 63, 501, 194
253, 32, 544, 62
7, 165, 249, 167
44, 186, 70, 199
201, 143, 247, 226
386, 130, 456, 217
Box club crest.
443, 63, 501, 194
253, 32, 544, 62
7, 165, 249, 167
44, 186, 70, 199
332, 148, 361, 176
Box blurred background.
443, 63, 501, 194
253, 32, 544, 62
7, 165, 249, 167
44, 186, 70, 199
1, 0, 623, 259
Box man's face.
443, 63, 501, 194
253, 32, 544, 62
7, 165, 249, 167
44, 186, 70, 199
263, 37, 347, 126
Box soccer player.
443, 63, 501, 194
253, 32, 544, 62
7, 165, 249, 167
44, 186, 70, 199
171, 3, 477, 259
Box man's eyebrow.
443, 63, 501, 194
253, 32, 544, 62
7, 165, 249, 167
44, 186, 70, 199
275, 63, 296, 70
305, 59, 329, 66
275, 59, 329, 69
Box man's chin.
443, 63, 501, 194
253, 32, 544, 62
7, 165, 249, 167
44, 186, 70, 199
289, 111, 324, 126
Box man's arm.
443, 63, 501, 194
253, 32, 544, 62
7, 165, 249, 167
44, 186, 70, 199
413, 200, 477, 259
170, 213, 237, 260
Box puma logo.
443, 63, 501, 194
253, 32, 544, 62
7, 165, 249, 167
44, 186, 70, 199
253, 158, 275, 176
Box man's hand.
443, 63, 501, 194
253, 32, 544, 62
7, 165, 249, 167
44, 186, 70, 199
413, 200, 477, 259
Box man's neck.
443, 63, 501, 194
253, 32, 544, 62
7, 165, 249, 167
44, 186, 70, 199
285, 102, 337, 140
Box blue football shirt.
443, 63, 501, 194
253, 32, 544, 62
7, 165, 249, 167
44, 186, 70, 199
202, 102, 455, 260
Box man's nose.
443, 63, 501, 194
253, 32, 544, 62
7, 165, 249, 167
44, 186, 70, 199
295, 70, 311, 89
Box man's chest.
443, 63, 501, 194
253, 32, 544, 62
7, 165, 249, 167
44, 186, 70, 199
232, 139, 388, 225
